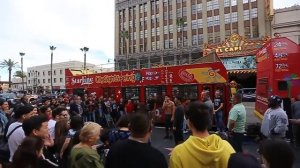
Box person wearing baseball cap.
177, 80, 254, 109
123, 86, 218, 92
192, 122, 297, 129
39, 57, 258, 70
260, 95, 288, 139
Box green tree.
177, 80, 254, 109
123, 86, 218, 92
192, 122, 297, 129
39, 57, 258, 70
14, 70, 27, 78
0, 59, 18, 88
120, 29, 129, 70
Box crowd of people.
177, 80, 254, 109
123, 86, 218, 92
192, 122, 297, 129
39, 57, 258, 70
0, 90, 297, 168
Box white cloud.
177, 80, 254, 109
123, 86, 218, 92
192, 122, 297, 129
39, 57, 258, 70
0, 0, 114, 81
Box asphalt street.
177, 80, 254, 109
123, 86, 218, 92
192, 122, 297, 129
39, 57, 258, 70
150, 102, 300, 167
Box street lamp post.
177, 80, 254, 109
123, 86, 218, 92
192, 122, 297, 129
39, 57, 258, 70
80, 47, 89, 73
19, 52, 25, 91
50, 46, 56, 94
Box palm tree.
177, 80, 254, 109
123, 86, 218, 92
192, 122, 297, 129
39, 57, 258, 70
0, 59, 18, 88
120, 29, 129, 70
14, 70, 27, 78
176, 18, 186, 65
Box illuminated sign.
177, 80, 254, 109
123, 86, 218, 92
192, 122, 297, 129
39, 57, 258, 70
204, 33, 271, 57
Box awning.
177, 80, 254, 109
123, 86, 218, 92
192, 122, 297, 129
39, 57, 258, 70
227, 69, 256, 74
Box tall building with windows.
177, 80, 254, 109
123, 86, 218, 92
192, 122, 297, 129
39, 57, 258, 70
115, 0, 272, 70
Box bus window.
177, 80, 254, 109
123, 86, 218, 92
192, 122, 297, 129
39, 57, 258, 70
104, 88, 115, 98
278, 81, 288, 91
145, 86, 166, 100
123, 87, 140, 100
172, 85, 198, 100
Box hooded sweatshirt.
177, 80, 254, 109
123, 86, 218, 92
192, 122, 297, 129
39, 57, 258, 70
170, 134, 235, 168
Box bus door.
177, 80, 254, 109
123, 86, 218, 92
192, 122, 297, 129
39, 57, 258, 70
172, 85, 198, 101
122, 87, 140, 103
213, 83, 231, 122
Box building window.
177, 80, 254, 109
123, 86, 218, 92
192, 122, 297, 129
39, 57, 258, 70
43, 71, 45, 76
54, 78, 56, 83
252, 25, 258, 37
169, 39, 174, 48
140, 31, 144, 38
43, 79, 45, 83
192, 20, 197, 29
198, 34, 204, 44
192, 4, 197, 14
60, 70, 62, 75
182, 7, 187, 16
231, 12, 238, 23
245, 27, 251, 38
59, 78, 63, 83
213, 0, 219, 10
214, 15, 220, 26
192, 35, 198, 46
251, 8, 258, 18
244, 10, 250, 20
197, 4, 202, 13
152, 42, 156, 50
53, 70, 56, 75
164, 26, 168, 34
225, 13, 231, 24
48, 71, 51, 76
176, 9, 182, 17
231, 0, 237, 6
38, 79, 40, 84
151, 28, 155, 37
232, 28, 238, 34
48, 79, 50, 83
207, 17, 214, 27
28, 73, 30, 77
156, 41, 160, 50
169, 25, 173, 33
156, 28, 160, 36
225, 30, 231, 37
164, 39, 169, 49
197, 19, 203, 28
164, 12, 168, 20
145, 30, 148, 38
224, 0, 230, 7
28, 80, 30, 84
207, 1, 213, 11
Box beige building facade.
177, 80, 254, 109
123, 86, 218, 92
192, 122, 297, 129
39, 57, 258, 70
115, 0, 272, 70
272, 5, 300, 44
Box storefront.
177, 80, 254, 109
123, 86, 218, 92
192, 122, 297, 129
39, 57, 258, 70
204, 33, 271, 88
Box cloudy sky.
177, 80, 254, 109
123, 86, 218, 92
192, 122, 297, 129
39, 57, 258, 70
0, 0, 298, 81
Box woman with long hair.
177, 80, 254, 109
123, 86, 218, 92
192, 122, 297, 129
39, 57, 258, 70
13, 136, 57, 168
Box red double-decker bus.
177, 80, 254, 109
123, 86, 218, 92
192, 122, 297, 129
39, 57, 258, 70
65, 61, 231, 122
255, 37, 300, 118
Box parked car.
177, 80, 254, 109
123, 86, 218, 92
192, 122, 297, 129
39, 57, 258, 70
237, 88, 256, 102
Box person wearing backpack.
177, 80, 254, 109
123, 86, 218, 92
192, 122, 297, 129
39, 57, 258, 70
7, 105, 35, 162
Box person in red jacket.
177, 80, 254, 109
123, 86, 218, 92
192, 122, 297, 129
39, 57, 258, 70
125, 100, 134, 114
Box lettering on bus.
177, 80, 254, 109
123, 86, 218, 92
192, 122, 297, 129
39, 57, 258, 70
71, 76, 93, 85
95, 73, 136, 84
274, 52, 288, 61
275, 63, 289, 72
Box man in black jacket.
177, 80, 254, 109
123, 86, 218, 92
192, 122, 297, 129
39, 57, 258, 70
173, 97, 185, 145
106, 112, 167, 168
69, 96, 84, 117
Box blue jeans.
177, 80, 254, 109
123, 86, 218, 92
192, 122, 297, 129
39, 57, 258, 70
214, 110, 225, 132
